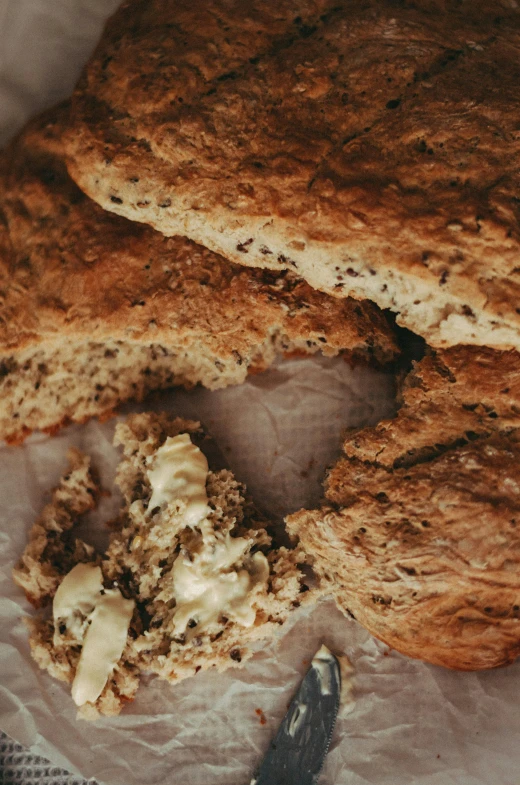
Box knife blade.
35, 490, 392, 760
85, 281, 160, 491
252, 645, 341, 785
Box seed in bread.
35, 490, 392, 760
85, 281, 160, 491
287, 346, 520, 670
0, 102, 398, 445
65, 0, 520, 350
13, 412, 314, 718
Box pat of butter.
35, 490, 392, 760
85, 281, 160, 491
311, 644, 337, 695
53, 563, 103, 644
53, 562, 134, 706
311, 645, 356, 715
171, 534, 269, 636
146, 433, 210, 525
71, 589, 134, 707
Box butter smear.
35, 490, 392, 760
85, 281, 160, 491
53, 563, 134, 706
146, 433, 210, 524
148, 433, 269, 636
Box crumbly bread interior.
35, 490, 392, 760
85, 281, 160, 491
287, 346, 520, 671
13, 413, 312, 718
12, 450, 99, 606
0, 102, 398, 444
65, 0, 520, 350
0, 330, 336, 444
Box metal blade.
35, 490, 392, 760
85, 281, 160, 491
253, 645, 341, 785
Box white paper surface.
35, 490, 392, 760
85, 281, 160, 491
1, 4, 520, 785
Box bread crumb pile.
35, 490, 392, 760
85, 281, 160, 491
13, 413, 312, 718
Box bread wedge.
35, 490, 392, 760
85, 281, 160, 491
287, 346, 520, 670
0, 103, 397, 444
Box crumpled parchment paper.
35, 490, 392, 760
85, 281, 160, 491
2, 4, 520, 785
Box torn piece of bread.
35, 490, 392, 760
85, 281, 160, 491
0, 101, 397, 445
287, 346, 520, 671
13, 413, 313, 718
66, 0, 520, 350
12, 450, 99, 607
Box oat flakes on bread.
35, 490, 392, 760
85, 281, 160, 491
287, 346, 520, 671
13, 412, 313, 718
0, 102, 397, 445
66, 0, 520, 350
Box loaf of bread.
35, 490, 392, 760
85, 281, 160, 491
13, 412, 313, 718
0, 102, 397, 444
287, 346, 520, 670
65, 0, 520, 350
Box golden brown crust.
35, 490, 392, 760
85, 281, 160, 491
1, 102, 396, 356
66, 0, 520, 349
290, 434, 520, 671
287, 346, 520, 670
329, 345, 520, 494
0, 102, 397, 442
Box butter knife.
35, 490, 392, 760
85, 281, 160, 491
252, 644, 341, 785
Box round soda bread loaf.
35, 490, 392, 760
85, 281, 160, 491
0, 102, 397, 444
65, 0, 520, 349
13, 412, 314, 718
287, 346, 520, 670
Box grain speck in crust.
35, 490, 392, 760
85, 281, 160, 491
0, 102, 398, 444
65, 0, 520, 350
287, 346, 520, 671
13, 413, 315, 718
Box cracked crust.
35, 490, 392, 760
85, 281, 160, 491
0, 102, 397, 443
287, 346, 520, 670
66, 0, 520, 349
